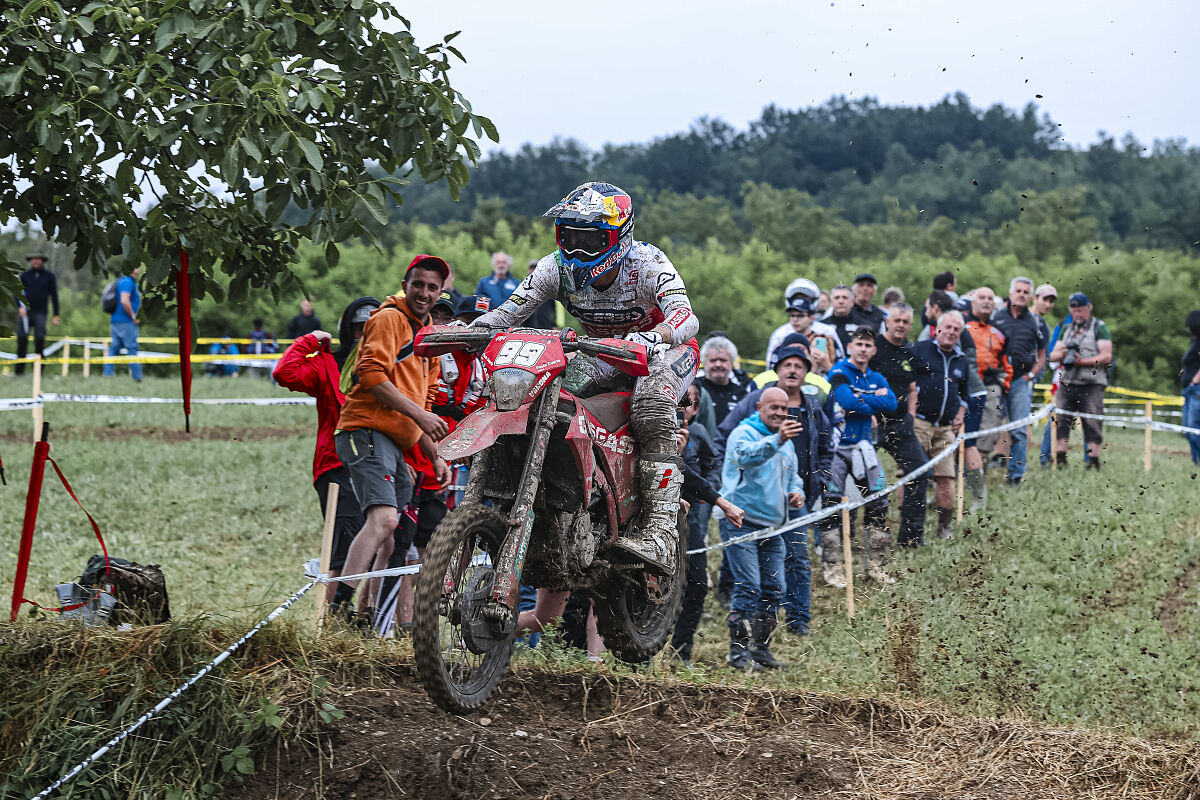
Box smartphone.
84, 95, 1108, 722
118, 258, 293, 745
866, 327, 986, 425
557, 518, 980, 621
787, 411, 802, 425
814, 338, 827, 353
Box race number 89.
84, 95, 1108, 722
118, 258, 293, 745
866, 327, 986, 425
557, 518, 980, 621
494, 340, 546, 367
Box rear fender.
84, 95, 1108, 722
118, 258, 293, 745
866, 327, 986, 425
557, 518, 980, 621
438, 400, 532, 462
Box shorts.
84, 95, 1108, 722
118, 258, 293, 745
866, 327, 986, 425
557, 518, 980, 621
334, 428, 415, 513
314, 466, 365, 571
1055, 382, 1105, 444
912, 417, 958, 478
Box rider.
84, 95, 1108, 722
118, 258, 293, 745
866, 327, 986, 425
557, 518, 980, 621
472, 182, 700, 575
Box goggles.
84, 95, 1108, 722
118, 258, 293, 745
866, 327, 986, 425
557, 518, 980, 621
556, 224, 619, 261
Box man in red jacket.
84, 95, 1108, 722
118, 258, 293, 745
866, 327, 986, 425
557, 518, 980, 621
273, 296, 380, 609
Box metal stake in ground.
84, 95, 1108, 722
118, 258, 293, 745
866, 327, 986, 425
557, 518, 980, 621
841, 498, 854, 624
1144, 401, 1153, 472
314, 481, 339, 627
31, 354, 42, 444
955, 438, 965, 522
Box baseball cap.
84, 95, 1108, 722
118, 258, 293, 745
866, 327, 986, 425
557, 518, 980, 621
405, 254, 450, 282
350, 304, 377, 324
1035, 283, 1057, 299
786, 297, 816, 314
1068, 292, 1090, 307
454, 294, 491, 318
774, 332, 812, 370
854, 272, 877, 285
431, 292, 455, 315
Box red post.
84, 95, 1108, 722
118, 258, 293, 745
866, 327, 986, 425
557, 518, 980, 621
11, 424, 50, 621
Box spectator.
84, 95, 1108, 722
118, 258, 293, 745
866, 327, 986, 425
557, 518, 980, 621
911, 311, 970, 540
870, 302, 930, 547
695, 336, 753, 430
430, 292, 455, 326
246, 318, 278, 355
1182, 311, 1200, 465
932, 291, 988, 509
820, 284, 859, 351
966, 287, 1012, 470
286, 299, 322, 340
818, 328, 897, 586
816, 290, 832, 313
933, 270, 958, 302
430, 294, 491, 430
333, 255, 452, 611
718, 387, 806, 670
525, 259, 559, 330
718, 335, 832, 636
14, 252, 60, 375
849, 272, 887, 333
102, 266, 142, 382
991, 277, 1046, 486
881, 286, 905, 311
442, 260, 465, 308
1049, 293, 1112, 469
918, 290, 954, 338
1033, 284, 1064, 468
766, 283, 840, 371
205, 336, 239, 377
475, 251, 519, 309
272, 296, 379, 611
671, 383, 744, 664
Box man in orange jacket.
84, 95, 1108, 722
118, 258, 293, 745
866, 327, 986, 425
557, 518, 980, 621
334, 255, 453, 599
964, 286, 1012, 459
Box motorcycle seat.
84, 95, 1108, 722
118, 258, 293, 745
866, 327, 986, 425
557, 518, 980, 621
565, 391, 631, 433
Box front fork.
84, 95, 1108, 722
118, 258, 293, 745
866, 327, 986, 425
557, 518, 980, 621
484, 376, 562, 629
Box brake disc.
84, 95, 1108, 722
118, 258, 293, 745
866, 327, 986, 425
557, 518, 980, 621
459, 568, 509, 655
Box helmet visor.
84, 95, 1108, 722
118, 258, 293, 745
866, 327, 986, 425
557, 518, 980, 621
556, 225, 618, 261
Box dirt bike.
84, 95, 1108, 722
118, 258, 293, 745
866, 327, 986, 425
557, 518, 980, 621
411, 325, 687, 714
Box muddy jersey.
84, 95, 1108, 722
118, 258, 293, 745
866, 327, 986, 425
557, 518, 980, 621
475, 242, 700, 346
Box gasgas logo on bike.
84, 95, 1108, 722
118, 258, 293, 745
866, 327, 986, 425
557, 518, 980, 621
582, 414, 634, 454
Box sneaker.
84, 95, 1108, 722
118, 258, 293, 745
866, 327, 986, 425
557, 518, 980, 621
1086, 459, 1101, 471
866, 566, 897, 585
785, 622, 810, 637
937, 524, 954, 540
822, 563, 847, 589
1006, 476, 1022, 487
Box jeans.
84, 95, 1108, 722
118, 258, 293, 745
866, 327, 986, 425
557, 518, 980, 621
1184, 384, 1200, 465
781, 508, 811, 630
671, 502, 713, 659
103, 321, 142, 381
720, 518, 785, 617
1005, 377, 1033, 479
878, 414, 929, 546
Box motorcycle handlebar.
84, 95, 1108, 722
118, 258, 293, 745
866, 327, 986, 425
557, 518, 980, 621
422, 325, 644, 365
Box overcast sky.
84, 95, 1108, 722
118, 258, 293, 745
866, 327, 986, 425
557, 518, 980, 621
402, 0, 1196, 155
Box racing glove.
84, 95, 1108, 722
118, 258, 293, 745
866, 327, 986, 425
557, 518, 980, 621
625, 330, 670, 357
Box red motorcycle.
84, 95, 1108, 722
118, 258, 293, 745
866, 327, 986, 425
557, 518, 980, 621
411, 326, 686, 713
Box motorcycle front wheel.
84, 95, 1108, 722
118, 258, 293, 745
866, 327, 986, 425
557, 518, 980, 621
413, 504, 515, 714
593, 512, 688, 663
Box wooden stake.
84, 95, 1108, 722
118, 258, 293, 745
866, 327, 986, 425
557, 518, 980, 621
1144, 401, 1153, 472
1051, 410, 1057, 471
840, 498, 854, 623
314, 481, 340, 628
60, 341, 69, 377
31, 355, 42, 444
82, 339, 90, 377
955, 438, 965, 522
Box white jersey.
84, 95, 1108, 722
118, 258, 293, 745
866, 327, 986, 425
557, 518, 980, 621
765, 319, 843, 368
474, 242, 700, 344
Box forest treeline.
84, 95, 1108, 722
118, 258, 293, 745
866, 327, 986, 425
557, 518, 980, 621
389, 93, 1200, 256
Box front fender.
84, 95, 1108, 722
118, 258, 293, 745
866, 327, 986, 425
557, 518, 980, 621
438, 400, 533, 462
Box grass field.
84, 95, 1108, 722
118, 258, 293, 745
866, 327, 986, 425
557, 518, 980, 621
2, 370, 1199, 762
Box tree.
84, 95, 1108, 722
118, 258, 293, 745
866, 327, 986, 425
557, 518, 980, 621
0, 0, 497, 327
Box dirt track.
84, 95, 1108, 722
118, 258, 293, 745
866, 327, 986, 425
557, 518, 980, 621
236, 666, 1198, 800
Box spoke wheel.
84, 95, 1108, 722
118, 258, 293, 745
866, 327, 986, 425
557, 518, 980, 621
413, 504, 515, 714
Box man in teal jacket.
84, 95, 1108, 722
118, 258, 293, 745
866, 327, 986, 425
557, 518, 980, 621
718, 387, 806, 671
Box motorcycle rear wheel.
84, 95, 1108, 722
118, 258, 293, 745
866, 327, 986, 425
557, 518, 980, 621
593, 512, 688, 663
413, 504, 515, 714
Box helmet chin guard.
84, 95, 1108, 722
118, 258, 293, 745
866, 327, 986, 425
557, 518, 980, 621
546, 182, 635, 289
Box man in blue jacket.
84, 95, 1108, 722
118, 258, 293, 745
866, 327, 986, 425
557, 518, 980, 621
718, 387, 806, 670
819, 327, 897, 587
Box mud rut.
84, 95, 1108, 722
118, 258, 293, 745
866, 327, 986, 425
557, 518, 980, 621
235, 666, 1197, 800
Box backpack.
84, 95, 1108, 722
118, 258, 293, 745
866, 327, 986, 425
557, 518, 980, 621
101, 280, 119, 314
80, 555, 171, 625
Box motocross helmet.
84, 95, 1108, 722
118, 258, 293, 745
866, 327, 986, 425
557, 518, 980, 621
784, 278, 820, 309
544, 181, 635, 290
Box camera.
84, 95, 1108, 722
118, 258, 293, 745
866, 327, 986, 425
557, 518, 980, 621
1062, 342, 1080, 367
676, 408, 687, 426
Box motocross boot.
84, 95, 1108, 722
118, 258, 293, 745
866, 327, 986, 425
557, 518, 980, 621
749, 613, 784, 670
726, 612, 754, 671
611, 453, 683, 575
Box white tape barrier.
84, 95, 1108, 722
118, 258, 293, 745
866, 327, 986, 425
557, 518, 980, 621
302, 553, 491, 586
31, 580, 318, 800
0, 394, 316, 409
688, 404, 1055, 555
1054, 407, 1200, 436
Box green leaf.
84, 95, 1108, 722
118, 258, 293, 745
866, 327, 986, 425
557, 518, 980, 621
239, 136, 261, 164
296, 137, 322, 170
235, 757, 255, 775
75, 15, 94, 35
1, 66, 25, 96
475, 114, 498, 143
324, 240, 338, 266
358, 192, 388, 226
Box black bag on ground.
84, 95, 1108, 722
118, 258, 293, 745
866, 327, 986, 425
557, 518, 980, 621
81, 555, 171, 625
100, 280, 119, 314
